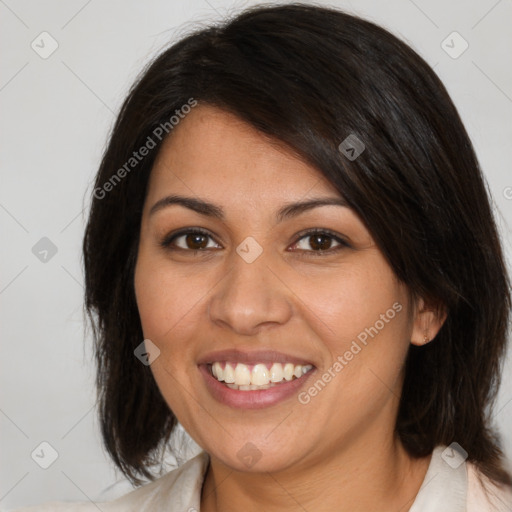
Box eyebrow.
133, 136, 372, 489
148, 194, 349, 222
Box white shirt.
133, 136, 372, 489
11, 446, 512, 511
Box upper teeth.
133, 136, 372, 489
211, 362, 313, 386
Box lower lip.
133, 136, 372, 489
198, 364, 315, 409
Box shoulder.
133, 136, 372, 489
466, 461, 512, 512
9, 451, 210, 512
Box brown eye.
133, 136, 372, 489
161, 229, 221, 251
290, 229, 350, 256
185, 233, 209, 249
308, 234, 334, 251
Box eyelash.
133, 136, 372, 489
159, 227, 350, 257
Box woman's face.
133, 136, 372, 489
134, 104, 424, 473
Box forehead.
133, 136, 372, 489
146, 104, 340, 202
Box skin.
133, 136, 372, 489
134, 104, 445, 512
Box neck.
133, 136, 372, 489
200, 433, 431, 512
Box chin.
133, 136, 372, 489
206, 439, 305, 474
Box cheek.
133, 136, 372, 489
289, 258, 409, 345
134, 254, 207, 342
134, 255, 202, 415
289, 259, 411, 399
134, 260, 170, 339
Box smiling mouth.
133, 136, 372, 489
207, 361, 314, 391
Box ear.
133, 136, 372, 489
410, 297, 447, 346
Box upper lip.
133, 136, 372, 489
197, 349, 315, 367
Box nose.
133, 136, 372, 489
208, 247, 293, 336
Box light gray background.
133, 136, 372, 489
1, 0, 511, 509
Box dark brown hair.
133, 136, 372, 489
83, 3, 511, 487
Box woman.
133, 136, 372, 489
16, 3, 512, 511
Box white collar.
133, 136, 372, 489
409, 445, 467, 512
